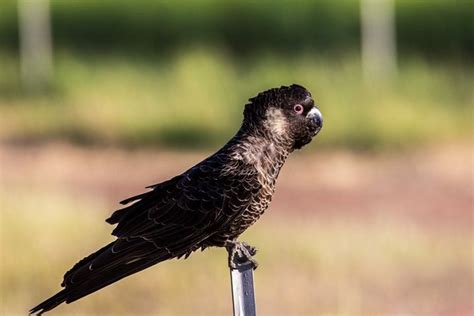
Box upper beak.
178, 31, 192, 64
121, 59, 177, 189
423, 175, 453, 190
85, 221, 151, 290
307, 107, 323, 131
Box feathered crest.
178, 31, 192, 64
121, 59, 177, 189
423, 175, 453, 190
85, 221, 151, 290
243, 84, 310, 126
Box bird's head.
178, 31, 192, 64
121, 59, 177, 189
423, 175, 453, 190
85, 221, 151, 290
243, 84, 323, 150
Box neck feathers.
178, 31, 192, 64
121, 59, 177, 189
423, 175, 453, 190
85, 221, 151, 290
230, 128, 291, 183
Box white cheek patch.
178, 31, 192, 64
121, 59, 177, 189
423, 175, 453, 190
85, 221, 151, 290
264, 108, 288, 136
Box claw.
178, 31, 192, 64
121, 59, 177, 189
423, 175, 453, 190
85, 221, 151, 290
225, 240, 258, 270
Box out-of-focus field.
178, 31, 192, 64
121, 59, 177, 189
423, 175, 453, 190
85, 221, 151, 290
1, 52, 472, 150
1, 143, 472, 315
1, 1, 472, 315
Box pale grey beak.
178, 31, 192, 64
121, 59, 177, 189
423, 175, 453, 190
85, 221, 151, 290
307, 107, 323, 130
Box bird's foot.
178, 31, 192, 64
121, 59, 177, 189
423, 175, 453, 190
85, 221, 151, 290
225, 240, 258, 270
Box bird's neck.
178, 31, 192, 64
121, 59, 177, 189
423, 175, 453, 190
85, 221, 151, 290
230, 126, 292, 179
239, 107, 295, 154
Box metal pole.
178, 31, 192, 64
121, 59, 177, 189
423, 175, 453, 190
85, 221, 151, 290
360, 0, 397, 83
18, 0, 53, 91
229, 258, 256, 316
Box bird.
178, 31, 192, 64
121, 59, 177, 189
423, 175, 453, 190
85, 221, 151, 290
30, 84, 323, 315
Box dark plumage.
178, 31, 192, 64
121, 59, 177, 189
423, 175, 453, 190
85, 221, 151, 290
30, 84, 323, 315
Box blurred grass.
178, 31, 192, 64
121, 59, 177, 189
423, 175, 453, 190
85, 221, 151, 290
0, 50, 472, 150
1, 187, 472, 315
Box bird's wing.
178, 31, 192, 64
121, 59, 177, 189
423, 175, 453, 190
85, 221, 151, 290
107, 154, 259, 256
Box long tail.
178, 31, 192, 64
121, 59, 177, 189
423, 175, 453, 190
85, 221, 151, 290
30, 239, 172, 315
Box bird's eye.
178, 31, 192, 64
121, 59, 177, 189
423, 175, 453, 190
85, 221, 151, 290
293, 104, 304, 115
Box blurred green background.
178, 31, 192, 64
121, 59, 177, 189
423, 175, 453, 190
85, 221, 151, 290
0, 1, 472, 315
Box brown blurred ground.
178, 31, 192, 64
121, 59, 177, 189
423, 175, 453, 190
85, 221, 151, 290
1, 143, 473, 315
1, 142, 471, 227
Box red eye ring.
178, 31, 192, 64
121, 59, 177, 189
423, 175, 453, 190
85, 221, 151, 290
293, 104, 304, 115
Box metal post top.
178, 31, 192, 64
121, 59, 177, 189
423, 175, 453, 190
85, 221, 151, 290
230, 259, 255, 272
229, 257, 256, 316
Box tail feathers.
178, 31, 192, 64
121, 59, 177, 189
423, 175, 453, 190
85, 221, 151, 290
30, 243, 114, 315
30, 255, 167, 315
29, 289, 68, 315
30, 240, 172, 315
64, 255, 167, 304
61, 242, 113, 287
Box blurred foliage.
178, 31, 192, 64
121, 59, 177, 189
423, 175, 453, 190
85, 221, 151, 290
0, 50, 472, 150
0, 0, 472, 59
0, 1, 472, 149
